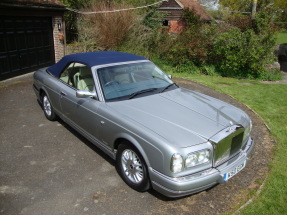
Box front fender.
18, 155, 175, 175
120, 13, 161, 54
113, 132, 164, 171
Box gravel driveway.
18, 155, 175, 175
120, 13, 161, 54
0, 74, 274, 215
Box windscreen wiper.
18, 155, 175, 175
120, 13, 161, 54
128, 88, 158, 99
160, 83, 177, 93
152, 76, 169, 82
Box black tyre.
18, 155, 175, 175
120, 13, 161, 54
42, 93, 57, 121
116, 143, 150, 192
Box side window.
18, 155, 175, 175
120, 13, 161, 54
59, 63, 95, 91
60, 63, 75, 86
73, 63, 95, 91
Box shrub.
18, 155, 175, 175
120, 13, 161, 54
209, 12, 277, 79
119, 6, 167, 58
157, 10, 214, 66
77, 1, 136, 49
226, 14, 252, 32
61, 0, 91, 43
211, 27, 276, 79
201, 65, 219, 76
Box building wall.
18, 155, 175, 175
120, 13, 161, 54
158, 0, 183, 20
52, 16, 65, 62
169, 20, 184, 34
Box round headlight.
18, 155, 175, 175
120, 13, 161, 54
186, 149, 211, 168
171, 153, 183, 173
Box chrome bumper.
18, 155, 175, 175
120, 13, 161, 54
149, 137, 254, 198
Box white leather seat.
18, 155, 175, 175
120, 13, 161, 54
114, 73, 131, 84
76, 67, 94, 91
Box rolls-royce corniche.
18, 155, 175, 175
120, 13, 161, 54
33, 51, 254, 197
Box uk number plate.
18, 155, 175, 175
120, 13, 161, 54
223, 160, 246, 182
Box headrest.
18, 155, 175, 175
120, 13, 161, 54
79, 67, 92, 79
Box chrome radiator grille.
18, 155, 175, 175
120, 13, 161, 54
213, 126, 245, 167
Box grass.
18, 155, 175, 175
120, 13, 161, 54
276, 30, 287, 45
162, 66, 287, 214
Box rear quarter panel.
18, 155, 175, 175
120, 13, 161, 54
33, 68, 62, 114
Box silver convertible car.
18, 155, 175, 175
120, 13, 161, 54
33, 51, 254, 198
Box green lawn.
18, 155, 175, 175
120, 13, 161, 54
165, 70, 287, 214
276, 30, 287, 44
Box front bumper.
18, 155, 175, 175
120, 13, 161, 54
149, 137, 254, 198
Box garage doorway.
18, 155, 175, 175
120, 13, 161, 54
0, 16, 55, 80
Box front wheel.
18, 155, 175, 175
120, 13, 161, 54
42, 93, 57, 121
116, 143, 150, 192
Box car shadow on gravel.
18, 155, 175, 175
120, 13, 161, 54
56, 117, 116, 167
35, 97, 116, 167
148, 183, 220, 202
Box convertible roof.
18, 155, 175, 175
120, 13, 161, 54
48, 51, 147, 78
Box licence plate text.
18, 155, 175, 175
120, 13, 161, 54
223, 160, 246, 182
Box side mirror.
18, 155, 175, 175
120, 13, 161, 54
168, 74, 172, 79
76, 90, 97, 99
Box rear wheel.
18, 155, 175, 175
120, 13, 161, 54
42, 93, 57, 121
116, 143, 150, 192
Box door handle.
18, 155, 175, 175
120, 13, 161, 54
60, 91, 67, 96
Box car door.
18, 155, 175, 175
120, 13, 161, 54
59, 62, 101, 140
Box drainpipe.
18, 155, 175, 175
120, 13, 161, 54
251, 0, 258, 19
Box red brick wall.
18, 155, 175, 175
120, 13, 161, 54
169, 20, 184, 34
52, 16, 65, 62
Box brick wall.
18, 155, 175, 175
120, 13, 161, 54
52, 16, 65, 62
169, 20, 184, 34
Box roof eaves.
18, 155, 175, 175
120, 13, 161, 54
0, 0, 66, 9
158, 7, 182, 10
174, 0, 184, 8
0, 3, 66, 11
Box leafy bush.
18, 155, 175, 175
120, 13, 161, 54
60, 0, 91, 43
157, 10, 214, 66
210, 12, 277, 79
72, 1, 280, 80
226, 14, 252, 32
118, 6, 167, 58
201, 65, 219, 76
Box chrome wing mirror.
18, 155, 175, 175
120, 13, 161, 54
76, 90, 97, 99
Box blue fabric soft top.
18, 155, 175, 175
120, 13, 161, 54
48, 51, 147, 78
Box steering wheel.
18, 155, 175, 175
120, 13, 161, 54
104, 80, 119, 87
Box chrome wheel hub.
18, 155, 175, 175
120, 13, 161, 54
121, 149, 143, 184
43, 96, 52, 116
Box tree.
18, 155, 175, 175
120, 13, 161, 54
219, 0, 251, 12
198, 0, 219, 10
219, 0, 287, 25
59, 0, 91, 42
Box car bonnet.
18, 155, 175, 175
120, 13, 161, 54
107, 88, 249, 148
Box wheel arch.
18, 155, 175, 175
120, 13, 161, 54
39, 88, 49, 101
39, 88, 46, 100
113, 135, 151, 168
39, 88, 55, 108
